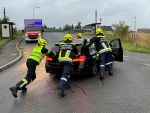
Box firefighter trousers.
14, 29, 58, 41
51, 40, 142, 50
59, 63, 72, 91
99, 51, 112, 74
16, 59, 38, 90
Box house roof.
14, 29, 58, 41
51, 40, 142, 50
0, 21, 15, 25
101, 26, 113, 32
84, 23, 113, 32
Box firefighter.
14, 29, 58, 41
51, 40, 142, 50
58, 34, 78, 97
10, 38, 55, 98
73, 32, 82, 40
87, 28, 112, 80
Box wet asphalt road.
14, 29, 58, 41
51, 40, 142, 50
0, 32, 150, 113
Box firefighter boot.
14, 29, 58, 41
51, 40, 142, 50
22, 87, 27, 92
108, 66, 113, 76
59, 90, 66, 97
10, 86, 18, 98
66, 80, 71, 90
99, 72, 104, 80
109, 70, 113, 76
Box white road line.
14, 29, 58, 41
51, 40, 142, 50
143, 64, 150, 67
11, 54, 17, 56
123, 55, 129, 58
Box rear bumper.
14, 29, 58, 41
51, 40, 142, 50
45, 62, 89, 76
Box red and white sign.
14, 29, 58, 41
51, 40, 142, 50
131, 33, 139, 39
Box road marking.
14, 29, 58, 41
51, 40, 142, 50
143, 64, 150, 67
123, 55, 129, 58
11, 54, 17, 56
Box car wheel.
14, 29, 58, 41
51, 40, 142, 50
92, 63, 98, 77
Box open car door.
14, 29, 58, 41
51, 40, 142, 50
109, 39, 123, 62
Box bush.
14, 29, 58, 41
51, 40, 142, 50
112, 21, 130, 40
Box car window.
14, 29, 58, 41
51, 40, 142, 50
110, 40, 120, 48
50, 46, 59, 52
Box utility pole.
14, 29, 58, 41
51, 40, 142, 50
94, 10, 97, 34
133, 16, 137, 47
3, 7, 6, 20
134, 16, 136, 32
100, 18, 102, 27
95, 10, 97, 23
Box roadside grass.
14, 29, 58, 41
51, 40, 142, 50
106, 32, 150, 53
0, 38, 11, 50
121, 40, 150, 53
0, 30, 23, 50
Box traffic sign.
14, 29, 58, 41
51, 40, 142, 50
131, 33, 139, 39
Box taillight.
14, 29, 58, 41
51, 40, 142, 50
46, 56, 53, 61
73, 56, 86, 62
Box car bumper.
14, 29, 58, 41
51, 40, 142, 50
45, 61, 90, 77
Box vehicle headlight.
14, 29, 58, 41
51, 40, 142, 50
25, 33, 28, 36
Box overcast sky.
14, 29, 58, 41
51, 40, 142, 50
0, 0, 150, 30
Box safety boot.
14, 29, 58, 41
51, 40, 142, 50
66, 83, 71, 90
58, 90, 66, 97
10, 86, 18, 98
22, 87, 27, 92
109, 70, 113, 76
99, 72, 104, 80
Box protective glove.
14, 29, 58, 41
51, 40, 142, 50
96, 53, 99, 57
83, 39, 87, 44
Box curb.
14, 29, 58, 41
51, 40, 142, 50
0, 37, 23, 72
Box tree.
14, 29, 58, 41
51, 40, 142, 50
43, 24, 48, 28
75, 21, 82, 30
63, 24, 73, 31
112, 21, 130, 39
71, 24, 74, 30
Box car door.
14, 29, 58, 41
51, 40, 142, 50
109, 39, 123, 62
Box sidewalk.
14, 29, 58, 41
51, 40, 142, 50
0, 37, 22, 71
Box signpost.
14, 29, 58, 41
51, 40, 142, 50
131, 32, 139, 47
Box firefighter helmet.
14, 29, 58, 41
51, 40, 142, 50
96, 28, 103, 35
77, 32, 82, 38
38, 38, 47, 46
64, 34, 72, 41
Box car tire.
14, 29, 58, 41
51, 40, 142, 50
92, 63, 98, 77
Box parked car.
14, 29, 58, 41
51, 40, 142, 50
45, 39, 123, 78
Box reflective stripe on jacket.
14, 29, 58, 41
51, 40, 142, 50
28, 46, 45, 64
99, 41, 112, 54
90, 35, 112, 54
58, 41, 76, 63
59, 50, 72, 63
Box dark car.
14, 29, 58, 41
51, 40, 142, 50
45, 39, 123, 78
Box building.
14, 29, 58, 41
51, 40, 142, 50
83, 23, 113, 33
137, 28, 150, 33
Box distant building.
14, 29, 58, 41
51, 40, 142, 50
137, 28, 150, 33
101, 26, 113, 33
83, 23, 113, 33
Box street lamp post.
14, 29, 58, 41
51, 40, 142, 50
134, 16, 136, 32
33, 7, 40, 19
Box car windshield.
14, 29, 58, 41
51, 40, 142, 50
25, 26, 42, 32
